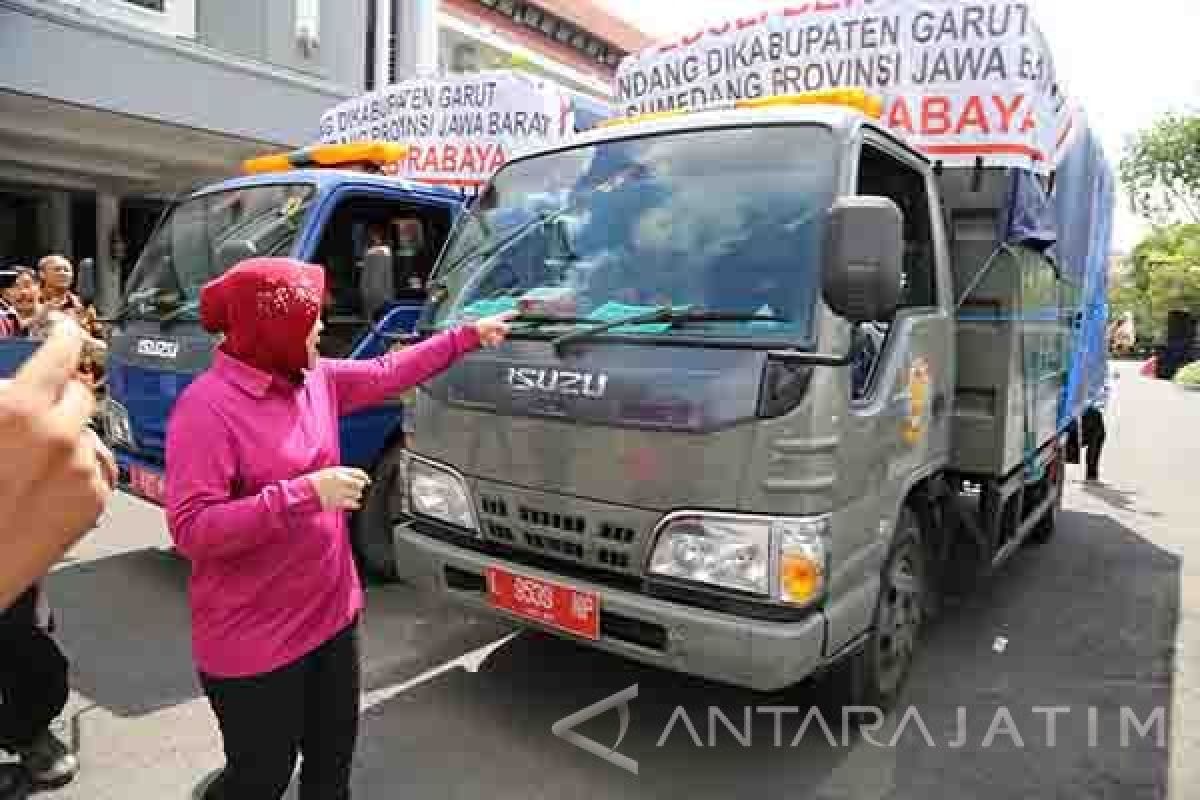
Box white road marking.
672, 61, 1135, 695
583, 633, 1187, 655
360, 632, 521, 712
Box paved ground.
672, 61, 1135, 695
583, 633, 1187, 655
25, 361, 1195, 799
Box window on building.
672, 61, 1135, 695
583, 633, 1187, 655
364, 0, 377, 90
65, 0, 195, 37
295, 0, 320, 51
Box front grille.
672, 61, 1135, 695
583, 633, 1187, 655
484, 521, 515, 542
523, 532, 584, 559
477, 489, 645, 578
518, 506, 586, 534
599, 524, 635, 544
597, 549, 630, 569
481, 497, 508, 517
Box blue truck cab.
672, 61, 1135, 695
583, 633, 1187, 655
99, 157, 467, 578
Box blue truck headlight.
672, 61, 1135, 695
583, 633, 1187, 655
648, 513, 829, 603
101, 398, 133, 448
407, 456, 477, 533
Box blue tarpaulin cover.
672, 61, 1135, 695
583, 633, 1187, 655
1002, 112, 1114, 430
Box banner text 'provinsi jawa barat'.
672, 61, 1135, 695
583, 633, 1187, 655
613, 1, 1076, 173
318, 71, 575, 187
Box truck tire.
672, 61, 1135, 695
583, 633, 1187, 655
829, 509, 927, 713
350, 456, 403, 583
1027, 460, 1064, 546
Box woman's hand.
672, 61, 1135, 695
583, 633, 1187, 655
472, 311, 517, 348
306, 466, 371, 511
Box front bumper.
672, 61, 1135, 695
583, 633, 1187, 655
110, 448, 165, 506
395, 524, 828, 692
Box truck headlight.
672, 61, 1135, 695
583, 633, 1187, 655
649, 514, 772, 595
648, 513, 829, 604
102, 398, 133, 448
407, 456, 477, 533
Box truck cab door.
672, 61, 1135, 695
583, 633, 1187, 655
825, 137, 954, 657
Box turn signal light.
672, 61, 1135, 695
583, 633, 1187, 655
780, 552, 824, 605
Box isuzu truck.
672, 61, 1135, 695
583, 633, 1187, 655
383, 5, 1113, 704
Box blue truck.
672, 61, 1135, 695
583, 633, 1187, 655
91, 86, 607, 580
99, 154, 461, 579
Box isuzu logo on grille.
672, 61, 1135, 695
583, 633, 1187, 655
136, 339, 179, 359
507, 367, 608, 398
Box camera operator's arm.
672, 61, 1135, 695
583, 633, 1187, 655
0, 325, 115, 611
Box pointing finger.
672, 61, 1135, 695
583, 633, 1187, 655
43, 378, 97, 445
13, 322, 85, 405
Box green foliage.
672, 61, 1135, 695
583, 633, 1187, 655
1174, 361, 1200, 386
1119, 112, 1200, 224
1111, 223, 1200, 341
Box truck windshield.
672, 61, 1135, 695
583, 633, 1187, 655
121, 183, 317, 322
429, 124, 837, 344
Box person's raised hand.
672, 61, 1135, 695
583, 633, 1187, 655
306, 466, 371, 512
0, 320, 114, 609
473, 310, 517, 348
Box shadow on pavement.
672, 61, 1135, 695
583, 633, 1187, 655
351, 509, 1177, 800
40, 547, 512, 721
1079, 482, 1162, 518
43, 547, 197, 718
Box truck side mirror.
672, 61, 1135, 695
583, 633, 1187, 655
216, 240, 257, 272
822, 196, 904, 324
77, 258, 97, 306
361, 247, 396, 321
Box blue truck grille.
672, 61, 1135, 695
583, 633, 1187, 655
109, 362, 195, 461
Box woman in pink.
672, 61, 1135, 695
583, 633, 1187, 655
165, 257, 512, 800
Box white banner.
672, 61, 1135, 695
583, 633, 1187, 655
614, 0, 1074, 174
319, 70, 575, 187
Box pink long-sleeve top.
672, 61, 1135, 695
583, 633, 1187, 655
165, 326, 480, 678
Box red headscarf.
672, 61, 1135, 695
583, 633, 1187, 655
199, 257, 325, 382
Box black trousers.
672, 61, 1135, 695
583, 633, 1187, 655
198, 618, 361, 800
0, 585, 68, 753
1081, 407, 1106, 480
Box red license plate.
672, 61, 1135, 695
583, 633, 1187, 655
129, 465, 165, 505
486, 567, 599, 640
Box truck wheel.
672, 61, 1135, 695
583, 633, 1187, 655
351, 459, 401, 583
1027, 461, 1064, 546
830, 509, 927, 712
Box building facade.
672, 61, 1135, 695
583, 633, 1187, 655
0, 0, 647, 312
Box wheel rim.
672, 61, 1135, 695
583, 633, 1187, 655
876, 545, 923, 691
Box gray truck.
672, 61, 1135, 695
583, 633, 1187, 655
381, 95, 1111, 706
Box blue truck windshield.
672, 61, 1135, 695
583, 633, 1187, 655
121, 183, 317, 322
430, 124, 837, 343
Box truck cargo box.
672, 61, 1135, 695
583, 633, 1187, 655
940, 169, 1073, 475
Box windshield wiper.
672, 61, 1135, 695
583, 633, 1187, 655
157, 300, 199, 329
551, 308, 788, 354
99, 292, 167, 325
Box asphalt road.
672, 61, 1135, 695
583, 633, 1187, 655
27, 361, 1194, 799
